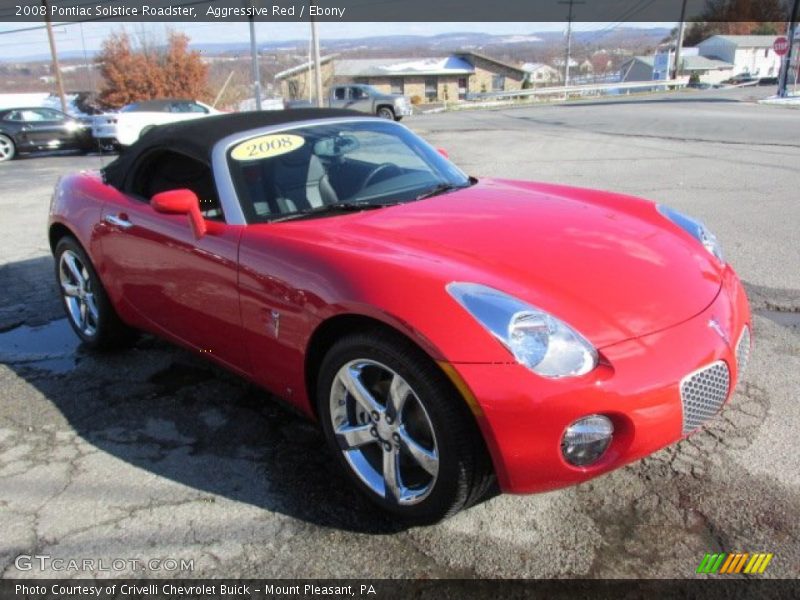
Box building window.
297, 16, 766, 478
425, 77, 437, 101
491, 74, 505, 91
390, 78, 404, 95
457, 77, 468, 100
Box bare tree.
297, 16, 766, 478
97, 31, 209, 108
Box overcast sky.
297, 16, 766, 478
0, 21, 671, 60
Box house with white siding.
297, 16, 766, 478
697, 35, 782, 79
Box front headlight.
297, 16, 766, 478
657, 205, 723, 262
446, 283, 598, 378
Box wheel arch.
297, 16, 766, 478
305, 311, 500, 506
49, 222, 81, 254
305, 312, 454, 418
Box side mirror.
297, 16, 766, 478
437, 147, 450, 159
151, 189, 206, 238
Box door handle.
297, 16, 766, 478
104, 214, 133, 229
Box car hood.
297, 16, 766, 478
310, 179, 723, 349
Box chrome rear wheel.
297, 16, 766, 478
53, 236, 136, 350
59, 249, 99, 338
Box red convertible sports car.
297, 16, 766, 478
49, 109, 751, 523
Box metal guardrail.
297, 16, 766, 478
466, 79, 689, 101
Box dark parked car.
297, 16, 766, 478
0, 107, 93, 162
721, 74, 759, 86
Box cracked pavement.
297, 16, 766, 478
1, 86, 798, 579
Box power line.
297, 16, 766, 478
579, 0, 660, 46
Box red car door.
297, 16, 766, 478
97, 151, 250, 375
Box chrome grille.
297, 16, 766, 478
680, 361, 730, 435
736, 326, 751, 377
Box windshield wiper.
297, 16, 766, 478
415, 182, 468, 201
269, 202, 390, 223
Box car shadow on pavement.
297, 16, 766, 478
1, 256, 407, 535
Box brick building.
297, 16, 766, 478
275, 52, 527, 103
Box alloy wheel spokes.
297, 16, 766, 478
62, 252, 85, 289
61, 282, 81, 297
382, 447, 401, 501
330, 359, 439, 505
340, 365, 383, 416
398, 427, 439, 477
387, 373, 411, 420
84, 293, 99, 324
59, 250, 97, 337
335, 423, 376, 450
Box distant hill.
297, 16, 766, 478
2, 27, 670, 63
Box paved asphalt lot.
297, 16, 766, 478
1, 87, 798, 579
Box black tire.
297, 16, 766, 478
394, 116, 403, 122
54, 236, 136, 351
376, 106, 395, 120
0, 133, 16, 162
317, 328, 494, 524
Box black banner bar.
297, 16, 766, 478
0, 0, 794, 23
2, 580, 800, 600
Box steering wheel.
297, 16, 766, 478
361, 163, 402, 191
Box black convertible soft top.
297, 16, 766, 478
102, 108, 367, 190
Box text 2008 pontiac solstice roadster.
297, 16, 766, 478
49, 109, 751, 523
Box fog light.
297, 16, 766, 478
561, 415, 613, 467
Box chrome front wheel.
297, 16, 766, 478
317, 330, 495, 524
330, 359, 439, 505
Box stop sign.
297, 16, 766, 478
774, 36, 790, 56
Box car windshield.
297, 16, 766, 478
226, 120, 471, 223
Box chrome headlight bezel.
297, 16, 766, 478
657, 204, 724, 263
446, 282, 598, 378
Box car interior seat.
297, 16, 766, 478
270, 146, 339, 213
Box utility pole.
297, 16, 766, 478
671, 0, 688, 80
248, 6, 262, 110
78, 22, 96, 93
310, 13, 323, 107
42, 0, 67, 112
559, 0, 585, 87
778, 0, 799, 98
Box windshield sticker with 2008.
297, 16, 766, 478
231, 134, 305, 161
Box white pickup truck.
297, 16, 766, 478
92, 99, 219, 148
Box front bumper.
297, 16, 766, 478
394, 103, 414, 116
452, 265, 751, 494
